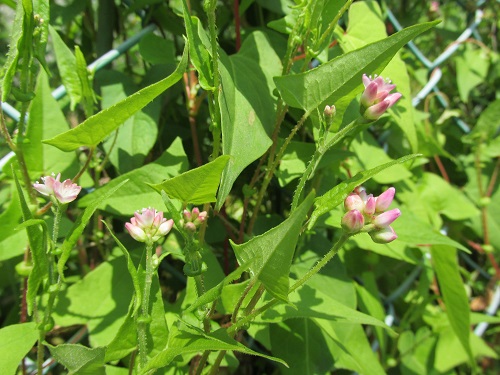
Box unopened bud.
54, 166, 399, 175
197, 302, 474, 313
341, 210, 364, 233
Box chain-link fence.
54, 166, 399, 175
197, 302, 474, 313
1, 0, 498, 365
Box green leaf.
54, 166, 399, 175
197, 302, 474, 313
24, 70, 78, 178
434, 325, 497, 372
340, 1, 418, 151
274, 21, 438, 113
47, 344, 106, 375
139, 33, 175, 65
0, 322, 38, 375
0, 183, 28, 261
103, 222, 141, 316
308, 154, 420, 229
149, 155, 230, 204
13, 168, 48, 316
78, 138, 188, 216
141, 324, 287, 374
49, 25, 81, 110
43, 46, 188, 151
104, 307, 137, 362
1, 0, 26, 100
99, 70, 160, 174
350, 132, 411, 184
356, 272, 388, 357
398, 328, 437, 375
180, 0, 213, 90
185, 258, 254, 313
259, 284, 393, 333
58, 180, 129, 278
394, 210, 470, 252
430, 245, 475, 369
216, 31, 282, 209
270, 319, 334, 375
464, 98, 500, 143
319, 321, 387, 375
53, 255, 134, 347
231, 192, 315, 302
455, 44, 489, 103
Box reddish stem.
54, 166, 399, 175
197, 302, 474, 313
433, 155, 450, 183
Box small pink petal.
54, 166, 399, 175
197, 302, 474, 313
344, 193, 365, 212
364, 196, 376, 215
373, 208, 401, 228
125, 222, 147, 242
54, 179, 81, 203
385, 92, 402, 107
375, 187, 395, 212
364, 100, 390, 120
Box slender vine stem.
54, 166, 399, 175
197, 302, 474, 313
205, 0, 222, 159
248, 111, 311, 234
291, 118, 361, 211
137, 240, 155, 371
37, 204, 64, 375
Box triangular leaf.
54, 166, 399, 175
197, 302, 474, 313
141, 324, 287, 374
216, 32, 281, 209
231, 192, 315, 302
274, 21, 438, 113
47, 344, 106, 375
58, 180, 129, 278
149, 155, 230, 204
43, 46, 188, 151
0, 323, 38, 375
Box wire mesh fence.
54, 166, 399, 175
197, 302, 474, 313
0, 0, 498, 365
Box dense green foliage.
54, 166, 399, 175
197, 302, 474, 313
0, 0, 499, 374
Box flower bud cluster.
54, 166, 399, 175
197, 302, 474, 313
182, 207, 208, 232
341, 187, 401, 243
125, 208, 174, 243
33, 173, 82, 204
360, 74, 402, 120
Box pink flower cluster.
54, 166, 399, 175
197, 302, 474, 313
360, 74, 402, 120
182, 207, 208, 232
125, 208, 174, 243
33, 173, 82, 204
341, 187, 401, 243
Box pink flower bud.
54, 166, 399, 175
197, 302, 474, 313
360, 74, 401, 120
183, 209, 192, 221
369, 226, 398, 244
324, 105, 336, 117
182, 207, 208, 231
373, 208, 401, 228
341, 210, 365, 233
364, 195, 376, 216
344, 193, 365, 212
125, 222, 147, 242
184, 222, 197, 232
375, 187, 395, 212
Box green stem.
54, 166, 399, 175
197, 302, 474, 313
205, 0, 222, 159
248, 111, 311, 234
138, 241, 154, 371
37, 204, 64, 374
291, 118, 361, 212
228, 233, 351, 335
315, 0, 354, 50
231, 278, 256, 323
